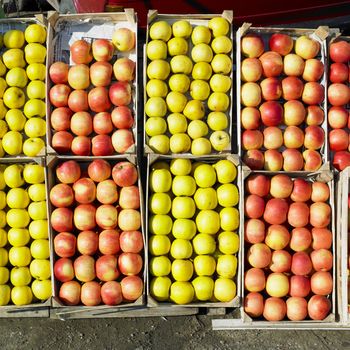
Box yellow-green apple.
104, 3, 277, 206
119, 186, 140, 209
167, 113, 187, 134
216, 255, 237, 278
91, 134, 114, 156
166, 91, 187, 112
112, 162, 137, 187
59, 281, 81, 305
192, 62, 212, 80
77, 230, 98, 255
328, 82, 350, 106
68, 64, 90, 90
172, 20, 192, 38
210, 74, 231, 93
73, 178, 96, 204
74, 255, 96, 282
241, 34, 264, 58
90, 61, 113, 87
81, 281, 101, 306
266, 272, 289, 297
88, 159, 111, 182
241, 82, 261, 107
330, 62, 348, 83
145, 97, 167, 117
50, 183, 74, 208
149, 134, 169, 154
101, 281, 123, 306
51, 208, 73, 232
118, 252, 142, 276
74, 204, 96, 231
241, 58, 262, 82
170, 55, 193, 74
68, 89, 88, 112
302, 58, 324, 82
211, 54, 232, 74
171, 197, 195, 219
150, 168, 171, 192
99, 229, 120, 255
113, 57, 135, 82
70, 111, 93, 136
50, 107, 72, 131
212, 36, 232, 54
172, 176, 196, 197
92, 39, 114, 61
283, 125, 304, 149
210, 130, 230, 151
169, 133, 191, 153
121, 275, 143, 301
147, 59, 170, 80
306, 105, 324, 125
191, 43, 213, 63
96, 180, 118, 204
190, 80, 210, 100
295, 36, 320, 59
146, 79, 168, 97
168, 37, 188, 56
187, 120, 208, 139
145, 117, 167, 136
147, 40, 167, 60
263, 126, 283, 149
54, 257, 74, 282
96, 255, 119, 281
56, 160, 81, 183
193, 163, 216, 188
191, 25, 211, 45
150, 193, 171, 215
111, 129, 134, 153
111, 106, 134, 129
259, 51, 283, 77
54, 232, 76, 258
70, 39, 93, 64
207, 111, 228, 131
209, 17, 229, 37
49, 84, 71, 107
269, 33, 293, 55
208, 92, 229, 112
88, 87, 112, 112
49, 61, 69, 84
109, 81, 131, 106
71, 136, 91, 156
112, 28, 135, 51
93, 112, 113, 135
244, 267, 265, 292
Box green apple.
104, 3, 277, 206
167, 37, 188, 56
26, 63, 45, 81
0, 120, 8, 137
30, 259, 51, 280
183, 100, 205, 120
23, 164, 44, 184
28, 183, 46, 202
8, 228, 30, 247
210, 74, 232, 93
7, 188, 29, 209
172, 175, 196, 196
0, 247, 8, 266
191, 43, 213, 63
169, 133, 191, 153
0, 285, 10, 305
166, 91, 187, 113
150, 256, 171, 277
6, 67, 27, 88
191, 138, 212, 155
145, 117, 167, 137
3, 86, 25, 109
192, 276, 214, 301
208, 17, 230, 37
192, 62, 212, 80
30, 239, 49, 259
10, 267, 31, 286
172, 219, 196, 239
31, 279, 51, 301
172, 20, 192, 38
168, 74, 190, 93
212, 36, 232, 54
191, 25, 211, 45
170, 55, 193, 74
171, 259, 193, 281
0, 228, 6, 246
149, 235, 171, 256
149, 21, 172, 41
146, 79, 168, 97
0, 266, 9, 284
28, 201, 47, 220
187, 120, 208, 139
213, 159, 237, 183
24, 117, 46, 137
190, 80, 210, 101
167, 113, 187, 134
4, 164, 24, 188
207, 111, 228, 131
196, 209, 220, 234
148, 135, 170, 154
147, 40, 167, 60
170, 239, 193, 259
150, 193, 172, 215
150, 276, 171, 301
172, 196, 196, 219
194, 164, 216, 187
211, 54, 232, 74
220, 207, 239, 231
29, 220, 48, 239
24, 99, 45, 118
8, 246, 31, 266
150, 168, 172, 192
170, 159, 192, 176
208, 92, 229, 112
194, 187, 217, 210
210, 130, 230, 151
170, 281, 194, 304
23, 137, 45, 156
217, 183, 239, 207
147, 60, 170, 80
2, 130, 22, 155
216, 255, 237, 278
218, 231, 239, 255
26, 80, 45, 99
5, 109, 26, 131
149, 214, 173, 235
145, 97, 167, 117
193, 255, 216, 276
192, 233, 216, 255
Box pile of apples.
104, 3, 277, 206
328, 39, 350, 171
50, 159, 144, 306
241, 32, 326, 171
244, 174, 333, 321
149, 158, 238, 304
0, 24, 47, 157
145, 17, 232, 155
0, 163, 51, 306
49, 27, 136, 156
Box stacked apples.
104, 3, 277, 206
49, 27, 136, 156
0, 163, 51, 306
145, 17, 232, 155
328, 39, 350, 171
0, 24, 47, 157
244, 174, 333, 321
241, 32, 326, 171
50, 159, 144, 306
149, 158, 239, 304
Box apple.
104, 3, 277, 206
264, 149, 283, 171
49, 84, 71, 107
77, 230, 98, 255
311, 271, 333, 295
49, 61, 69, 84
291, 178, 311, 202
303, 150, 322, 171
241, 58, 262, 82
269, 33, 293, 55
81, 281, 101, 306
328, 83, 350, 106
112, 162, 138, 187
283, 100, 305, 126
266, 272, 289, 298
286, 297, 308, 321
282, 76, 304, 100
119, 186, 140, 209
330, 62, 348, 83
265, 224, 290, 250
311, 182, 330, 202
263, 198, 288, 225
120, 275, 143, 301
73, 178, 96, 204
246, 174, 270, 197
330, 40, 350, 63
244, 194, 265, 219
328, 106, 348, 129
52, 131, 72, 155
312, 228, 332, 250
242, 130, 263, 150
311, 249, 333, 272
291, 251, 312, 276
283, 53, 304, 76
247, 243, 271, 269
67, 90, 88, 113
302, 58, 324, 82
306, 105, 324, 125
329, 129, 349, 151
96, 204, 118, 229
283, 126, 304, 149
118, 252, 143, 276
259, 101, 283, 126
92, 135, 114, 156
70, 111, 93, 137
111, 129, 134, 153
112, 28, 135, 52
99, 229, 120, 255
310, 202, 331, 228
50, 107, 72, 131
241, 34, 264, 58
71, 136, 91, 156
244, 292, 264, 318
259, 51, 283, 77
260, 77, 282, 101
241, 82, 261, 107
263, 297, 286, 321
109, 82, 132, 106
333, 151, 350, 171
290, 227, 311, 252
68, 64, 90, 90
289, 275, 310, 298
88, 87, 112, 113
92, 39, 114, 61
93, 112, 113, 135
308, 295, 331, 320
111, 106, 134, 129
282, 149, 304, 171
295, 36, 320, 59
118, 209, 141, 231
288, 202, 310, 228
50, 183, 74, 208
51, 208, 73, 233
244, 267, 265, 292
120, 231, 143, 253
54, 232, 76, 258
74, 204, 96, 231
59, 281, 81, 305
74, 255, 96, 282
56, 160, 81, 184
270, 250, 291, 273
90, 61, 113, 87
96, 255, 119, 282
54, 257, 74, 282
243, 150, 264, 170
302, 82, 324, 105
101, 281, 122, 306
270, 174, 293, 199
70, 39, 93, 64
88, 159, 111, 182
241, 107, 260, 129
96, 180, 118, 204
113, 57, 135, 82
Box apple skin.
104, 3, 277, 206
93, 112, 113, 135
303, 150, 322, 171
311, 182, 330, 203
101, 281, 123, 306
112, 162, 138, 187
111, 106, 134, 129
96, 180, 119, 204
92, 39, 114, 62
88, 87, 112, 113
330, 40, 350, 63
312, 228, 332, 250
113, 57, 135, 82
244, 194, 265, 219
328, 83, 350, 106
120, 275, 143, 301
49, 61, 69, 84
282, 149, 304, 171
118, 252, 143, 276
54, 232, 76, 258
265, 224, 290, 250
310, 202, 331, 228
68, 64, 90, 90
118, 209, 141, 231
56, 160, 81, 184
288, 202, 310, 228
241, 107, 260, 130
310, 249, 333, 272
120, 231, 143, 253
290, 178, 311, 202
286, 297, 308, 321
95, 204, 119, 230
81, 281, 101, 306
70, 111, 93, 137
241, 58, 263, 82
283, 125, 304, 149
70, 39, 93, 64
302, 58, 324, 82
243, 150, 264, 170
88, 159, 111, 182
259, 101, 283, 126
295, 36, 320, 59
90, 61, 113, 87
306, 105, 324, 126
92, 135, 114, 156
71, 136, 91, 156
269, 33, 293, 55
112, 28, 136, 52
96, 255, 120, 282
247, 243, 271, 269
119, 186, 140, 209
49, 84, 71, 108
304, 125, 324, 150
329, 62, 348, 83
111, 129, 135, 153
241, 82, 261, 107
241, 34, 265, 58
259, 51, 283, 77
51, 208, 73, 232
270, 250, 291, 273
289, 275, 310, 298
269, 174, 293, 199
109, 82, 132, 106
51, 107, 73, 131
291, 251, 312, 276
59, 281, 81, 305
310, 271, 333, 295
283, 54, 305, 76
54, 257, 74, 283
50, 183, 74, 208
68, 90, 88, 112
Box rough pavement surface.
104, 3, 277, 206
1, 316, 350, 349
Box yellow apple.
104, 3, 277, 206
26, 80, 45, 99
24, 24, 47, 44
0, 247, 8, 266
0, 99, 8, 119
149, 235, 171, 256
29, 220, 48, 239
26, 63, 46, 81
148, 134, 170, 154
2, 49, 26, 69
0, 119, 8, 137
11, 286, 33, 305
172, 218, 196, 240
196, 209, 220, 234
24, 118, 46, 137
28, 201, 47, 220
8, 228, 30, 247
210, 74, 232, 93
31, 279, 51, 300
30, 239, 49, 259
183, 100, 205, 120
217, 183, 239, 207
169, 133, 191, 153
23, 138, 45, 156
170, 158, 192, 176
212, 36, 232, 54
146, 79, 168, 97
7, 209, 30, 229
145, 97, 167, 117
192, 62, 212, 80
167, 37, 188, 56
194, 187, 217, 210
192, 276, 214, 301
171, 259, 193, 281
192, 233, 216, 255
0, 228, 6, 246
149, 21, 172, 41
0, 285, 10, 305
191, 25, 211, 45
3, 86, 25, 108
191, 43, 213, 63
150, 256, 171, 277
170, 55, 193, 74
30, 259, 51, 280
167, 113, 187, 134
28, 183, 46, 202
172, 175, 196, 196
190, 80, 210, 100
23, 163, 45, 184
24, 43, 46, 64
147, 60, 170, 80
193, 255, 216, 276
150, 276, 171, 301
213, 159, 237, 183
207, 112, 228, 131
9, 246, 31, 267
5, 109, 26, 131
150, 168, 172, 192
170, 239, 193, 259
216, 255, 237, 278
211, 54, 232, 74
24, 99, 46, 118
172, 20, 192, 38
145, 117, 167, 137
150, 193, 172, 215
214, 277, 236, 302
187, 120, 208, 139
2, 131, 23, 155
4, 30, 24, 48
171, 196, 196, 219
191, 138, 212, 155
0, 266, 9, 284
149, 214, 173, 235
10, 266, 32, 286
170, 281, 194, 304
220, 207, 239, 231
147, 40, 167, 60
208, 17, 230, 37
4, 164, 24, 188
7, 188, 30, 209
6, 67, 28, 88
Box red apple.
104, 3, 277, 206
303, 150, 322, 171
109, 82, 132, 106
96, 254, 120, 282
113, 57, 135, 82
68, 90, 88, 112
92, 134, 114, 156
245, 194, 265, 219
288, 202, 310, 228
81, 281, 101, 306
270, 174, 293, 199
88, 87, 112, 113
111, 129, 135, 153
245, 219, 265, 244
329, 129, 349, 151
329, 62, 348, 83
259, 101, 283, 127
74, 204, 96, 231
312, 228, 332, 250
291, 251, 312, 275
88, 159, 111, 182
264, 149, 283, 171
111, 106, 134, 129
333, 151, 350, 171
310, 202, 331, 228
283, 53, 304, 76
283, 126, 304, 149
68, 64, 90, 90
49, 84, 71, 107
120, 275, 143, 301
118, 209, 141, 231
242, 130, 263, 150
70, 39, 93, 64
246, 174, 270, 197
119, 186, 140, 209
265, 224, 290, 250
263, 297, 286, 321
260, 77, 282, 101
90, 61, 113, 87
244, 292, 264, 318
96, 180, 118, 204
286, 297, 308, 321
306, 105, 324, 125
77, 230, 99, 255
49, 61, 69, 84
308, 295, 331, 320
70, 111, 93, 137
302, 58, 324, 82
270, 250, 291, 273
112, 162, 138, 187
99, 229, 120, 255
56, 160, 81, 184
282, 149, 304, 171
59, 281, 81, 305
92, 39, 114, 62
289, 275, 310, 298
71, 136, 91, 156
295, 35, 320, 59
101, 281, 123, 306
291, 178, 311, 202
264, 198, 288, 225
50, 107, 73, 131
112, 28, 135, 52
328, 106, 348, 129
51, 208, 73, 232
52, 131, 74, 153
259, 51, 283, 77
120, 231, 143, 253
73, 178, 96, 204
241, 34, 265, 58
247, 243, 271, 269
311, 249, 333, 272
74, 255, 96, 282
283, 100, 305, 126
269, 33, 293, 55
330, 40, 350, 63
311, 182, 329, 202
54, 257, 74, 283
244, 150, 264, 170
290, 227, 312, 252
281, 76, 304, 100
241, 57, 263, 82
328, 83, 350, 106
244, 267, 266, 292
93, 112, 113, 135
302, 82, 324, 105
95, 204, 118, 230
311, 271, 333, 295
54, 232, 76, 258
50, 183, 74, 208
118, 252, 143, 276
241, 107, 260, 130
